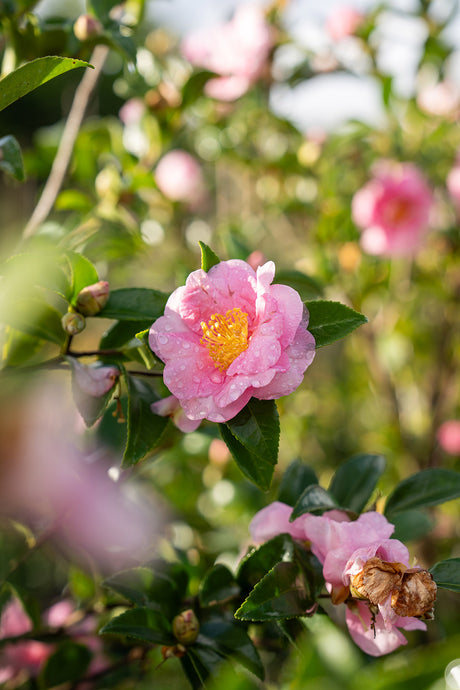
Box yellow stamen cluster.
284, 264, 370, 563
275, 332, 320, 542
200, 307, 249, 372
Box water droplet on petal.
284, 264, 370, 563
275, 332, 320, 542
157, 334, 169, 345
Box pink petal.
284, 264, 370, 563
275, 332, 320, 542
346, 602, 408, 656
249, 501, 307, 543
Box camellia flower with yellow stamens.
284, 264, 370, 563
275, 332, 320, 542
149, 260, 315, 424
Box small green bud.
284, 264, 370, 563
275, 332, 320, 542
62, 311, 86, 335
75, 281, 109, 316
172, 609, 199, 645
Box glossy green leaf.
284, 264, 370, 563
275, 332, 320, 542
0, 135, 24, 180
1, 297, 65, 345
391, 510, 435, 542
96, 397, 128, 455
275, 269, 323, 300
290, 484, 340, 520
97, 288, 168, 321
237, 534, 295, 590
99, 320, 152, 349
235, 561, 314, 622
429, 558, 460, 592
40, 642, 91, 688
199, 619, 264, 679
199, 564, 240, 607
100, 607, 175, 645
0, 56, 92, 112
329, 453, 386, 513
123, 374, 168, 467
293, 543, 325, 600
181, 646, 220, 690
62, 251, 99, 303
1, 251, 71, 300
278, 459, 318, 507
2, 327, 44, 366
199, 241, 220, 272
305, 300, 367, 348
384, 469, 460, 518
219, 399, 279, 491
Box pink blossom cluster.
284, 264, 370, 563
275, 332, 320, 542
250, 502, 435, 656
149, 259, 315, 424
154, 150, 206, 204
181, 4, 272, 101
352, 161, 433, 256
0, 597, 106, 683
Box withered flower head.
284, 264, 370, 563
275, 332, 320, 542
391, 569, 437, 618
350, 557, 406, 605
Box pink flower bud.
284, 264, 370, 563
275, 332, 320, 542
71, 359, 120, 397
73, 14, 103, 41
437, 420, 460, 455
75, 281, 110, 316
172, 610, 199, 645
154, 150, 205, 203
62, 311, 86, 335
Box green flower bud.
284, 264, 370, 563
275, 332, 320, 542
75, 281, 109, 316
62, 311, 86, 335
172, 610, 199, 646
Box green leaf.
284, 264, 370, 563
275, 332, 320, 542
429, 558, 460, 592
0, 135, 24, 180
97, 288, 168, 321
2, 327, 44, 366
99, 320, 152, 349
181, 646, 220, 690
123, 374, 168, 467
40, 642, 91, 688
219, 399, 279, 491
237, 534, 295, 590
62, 251, 99, 304
199, 565, 240, 607
391, 510, 435, 542
0, 296, 65, 345
290, 485, 339, 520
275, 269, 323, 300
199, 241, 220, 272
278, 459, 318, 507
329, 453, 386, 514
100, 607, 175, 645
0, 56, 92, 112
96, 397, 128, 455
384, 469, 460, 518
199, 620, 264, 680
1, 251, 71, 300
305, 300, 367, 348
235, 561, 314, 622
293, 543, 324, 600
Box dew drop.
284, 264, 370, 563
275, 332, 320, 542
157, 334, 169, 345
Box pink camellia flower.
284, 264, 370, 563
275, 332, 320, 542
437, 420, 460, 455
181, 3, 272, 101
151, 394, 201, 433
352, 161, 434, 256
149, 260, 315, 424
0, 597, 50, 683
155, 150, 205, 204
326, 6, 364, 42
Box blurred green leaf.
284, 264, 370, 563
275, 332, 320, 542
328, 453, 386, 514
0, 296, 65, 345
235, 561, 314, 621
391, 509, 435, 542
0, 56, 91, 112
181, 646, 221, 690
290, 485, 339, 519
55, 189, 94, 212
294, 543, 324, 600
430, 558, 460, 592
384, 469, 460, 518
99, 319, 152, 349
199, 242, 220, 272
278, 459, 318, 507
97, 288, 168, 321
63, 251, 99, 304
100, 607, 175, 645
123, 374, 168, 467
305, 300, 367, 348
2, 327, 44, 366
199, 565, 240, 607
0, 135, 24, 180
219, 399, 279, 491
237, 534, 295, 590
275, 269, 323, 300
40, 642, 91, 688
199, 619, 264, 680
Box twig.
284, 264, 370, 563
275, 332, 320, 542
22, 44, 109, 240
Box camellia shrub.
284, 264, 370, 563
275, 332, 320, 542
0, 1, 459, 688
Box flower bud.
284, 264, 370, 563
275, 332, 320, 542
75, 281, 109, 316
172, 610, 199, 645
62, 311, 86, 335
73, 14, 103, 41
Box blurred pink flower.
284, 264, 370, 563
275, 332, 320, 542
417, 81, 460, 118
181, 3, 272, 101
352, 161, 433, 256
0, 598, 50, 682
437, 420, 460, 455
119, 97, 145, 126
149, 260, 315, 423
447, 164, 460, 214
155, 150, 205, 203
326, 6, 364, 42
151, 394, 201, 433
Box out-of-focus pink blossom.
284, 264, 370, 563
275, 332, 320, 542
437, 420, 460, 455
0, 598, 50, 682
246, 250, 266, 272
119, 98, 145, 126
149, 260, 315, 423
70, 359, 120, 397
417, 81, 460, 118
326, 6, 364, 42
181, 4, 272, 101
155, 150, 205, 203
352, 161, 433, 256
447, 164, 460, 215
151, 395, 201, 433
